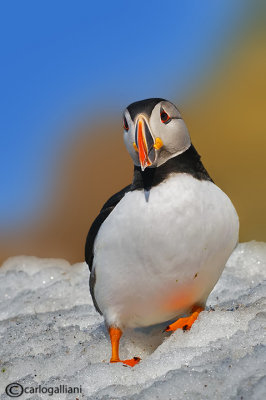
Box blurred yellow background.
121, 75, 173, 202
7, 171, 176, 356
1, 3, 265, 265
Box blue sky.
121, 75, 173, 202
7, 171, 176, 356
0, 0, 247, 228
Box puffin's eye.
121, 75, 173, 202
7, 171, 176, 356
123, 117, 129, 131
160, 109, 171, 124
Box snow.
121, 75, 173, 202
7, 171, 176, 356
0, 241, 265, 399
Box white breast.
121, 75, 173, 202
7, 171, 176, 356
93, 174, 239, 329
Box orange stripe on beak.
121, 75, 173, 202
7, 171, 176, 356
137, 119, 151, 171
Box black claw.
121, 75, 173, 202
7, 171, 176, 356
182, 324, 189, 331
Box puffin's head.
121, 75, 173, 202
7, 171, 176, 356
123, 98, 191, 171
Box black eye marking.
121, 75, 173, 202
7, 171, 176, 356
160, 108, 171, 124
123, 117, 129, 131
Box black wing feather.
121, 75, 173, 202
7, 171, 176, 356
85, 184, 131, 314
85, 184, 131, 271
100, 184, 132, 213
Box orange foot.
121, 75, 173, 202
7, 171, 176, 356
109, 327, 141, 367
110, 357, 141, 367
164, 306, 204, 332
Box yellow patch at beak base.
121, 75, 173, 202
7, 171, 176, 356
133, 142, 138, 152
153, 137, 163, 150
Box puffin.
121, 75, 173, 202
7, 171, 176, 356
85, 98, 239, 367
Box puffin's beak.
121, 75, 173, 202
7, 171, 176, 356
135, 118, 155, 171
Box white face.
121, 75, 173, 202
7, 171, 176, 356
123, 100, 191, 170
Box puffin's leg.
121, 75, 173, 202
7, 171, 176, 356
164, 306, 204, 332
109, 327, 141, 367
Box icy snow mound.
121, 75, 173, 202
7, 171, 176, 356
0, 241, 265, 400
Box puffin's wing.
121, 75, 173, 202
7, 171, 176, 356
85, 184, 131, 271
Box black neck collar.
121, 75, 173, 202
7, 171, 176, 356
131, 144, 213, 191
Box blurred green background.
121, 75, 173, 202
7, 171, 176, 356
1, 1, 266, 264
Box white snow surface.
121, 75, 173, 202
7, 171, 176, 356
0, 241, 265, 399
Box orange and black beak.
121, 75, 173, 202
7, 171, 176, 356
135, 117, 156, 171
